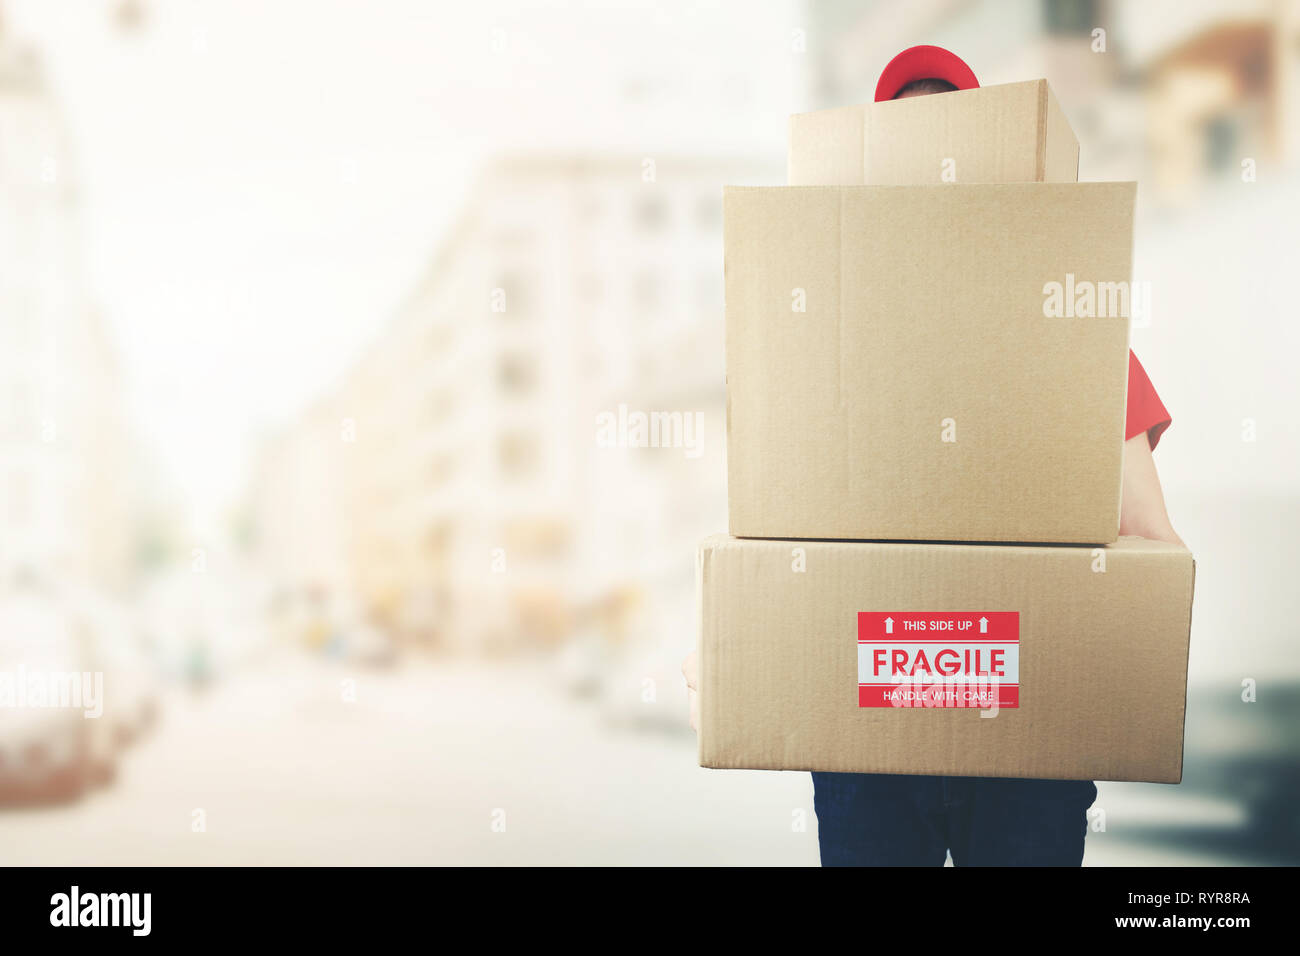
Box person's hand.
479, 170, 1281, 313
1119, 432, 1184, 546
682, 649, 699, 732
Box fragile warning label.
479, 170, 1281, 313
857, 611, 1020, 709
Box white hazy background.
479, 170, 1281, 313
0, 0, 1297, 865
14, 0, 796, 528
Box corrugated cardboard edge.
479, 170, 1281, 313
721, 189, 732, 532
696, 533, 735, 767
1034, 80, 1048, 181
694, 536, 708, 766
1171, 556, 1199, 784
1042, 81, 1081, 182
696, 532, 741, 768
1135, 542, 1196, 784
1112, 179, 1141, 541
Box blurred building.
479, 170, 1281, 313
1141, 5, 1300, 201
0, 24, 133, 592
801, 0, 1300, 203
252, 154, 778, 655
248, 393, 352, 642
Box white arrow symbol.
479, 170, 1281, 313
884, 616, 893, 634
979, 616, 988, 634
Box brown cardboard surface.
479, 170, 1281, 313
697, 534, 1195, 783
724, 181, 1135, 544
788, 79, 1079, 186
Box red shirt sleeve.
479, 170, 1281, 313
1126, 350, 1171, 450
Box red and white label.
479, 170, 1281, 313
857, 611, 1020, 709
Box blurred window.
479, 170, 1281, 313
497, 353, 538, 395
1042, 0, 1096, 36
430, 453, 455, 484
635, 196, 669, 231
424, 522, 453, 564
429, 389, 454, 423
499, 431, 541, 477
1205, 115, 1240, 175
503, 518, 570, 560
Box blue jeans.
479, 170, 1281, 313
811, 772, 1097, 866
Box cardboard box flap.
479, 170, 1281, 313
789, 80, 1080, 186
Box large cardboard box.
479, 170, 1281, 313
789, 79, 1079, 186
697, 534, 1195, 783
725, 181, 1135, 544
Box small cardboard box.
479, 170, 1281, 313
725, 181, 1135, 544
697, 534, 1195, 783
789, 79, 1079, 186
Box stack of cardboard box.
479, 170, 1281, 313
698, 81, 1196, 784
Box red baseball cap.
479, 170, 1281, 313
874, 45, 980, 102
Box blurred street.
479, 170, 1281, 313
0, 646, 1281, 867
0, 650, 821, 866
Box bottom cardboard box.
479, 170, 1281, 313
697, 534, 1195, 783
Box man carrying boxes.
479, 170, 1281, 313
683, 46, 1193, 867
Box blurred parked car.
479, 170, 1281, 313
0, 580, 115, 805
1180, 684, 1300, 856
1104, 683, 1300, 864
